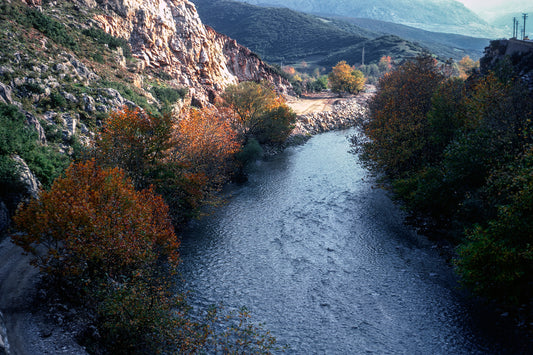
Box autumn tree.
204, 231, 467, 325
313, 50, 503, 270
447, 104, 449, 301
12, 159, 179, 280
358, 54, 445, 177
457, 55, 479, 79
96, 106, 242, 225
328, 61, 366, 95
95, 106, 175, 190
378, 55, 393, 73
171, 107, 240, 191
222, 81, 296, 144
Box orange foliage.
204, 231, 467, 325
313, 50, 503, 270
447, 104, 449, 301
457, 55, 478, 79
172, 107, 241, 188
378, 56, 393, 72
96, 106, 174, 190
328, 61, 366, 94
283, 66, 296, 75
12, 159, 179, 279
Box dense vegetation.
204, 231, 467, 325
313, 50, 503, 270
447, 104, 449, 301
354, 53, 533, 311
0, 103, 69, 210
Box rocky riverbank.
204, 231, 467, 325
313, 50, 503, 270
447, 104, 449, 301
292, 93, 370, 136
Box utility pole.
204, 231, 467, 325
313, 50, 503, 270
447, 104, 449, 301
523, 13, 528, 40
513, 17, 518, 38
361, 46, 365, 66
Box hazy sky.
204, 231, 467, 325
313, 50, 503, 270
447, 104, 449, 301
457, 0, 530, 13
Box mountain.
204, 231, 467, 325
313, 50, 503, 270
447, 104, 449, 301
192, 0, 487, 68
192, 0, 372, 64
232, 0, 499, 38
329, 17, 489, 60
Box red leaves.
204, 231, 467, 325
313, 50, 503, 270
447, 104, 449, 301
12, 159, 179, 279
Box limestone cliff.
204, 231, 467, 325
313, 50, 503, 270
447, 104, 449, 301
87, 0, 291, 103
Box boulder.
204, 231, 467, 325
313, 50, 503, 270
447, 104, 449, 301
12, 155, 41, 199
0, 82, 13, 105
24, 111, 47, 144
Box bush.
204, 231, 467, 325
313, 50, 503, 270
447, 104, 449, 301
82, 27, 132, 58
26, 8, 77, 50
236, 138, 263, 165
12, 159, 179, 279
222, 81, 296, 144
328, 61, 366, 94
0, 103, 69, 191
151, 86, 187, 106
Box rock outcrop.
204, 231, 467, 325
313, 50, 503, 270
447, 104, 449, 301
90, 0, 291, 103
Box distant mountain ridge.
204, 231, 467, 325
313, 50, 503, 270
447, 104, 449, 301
234, 0, 499, 38
192, 0, 488, 69
192, 0, 429, 66
329, 17, 489, 60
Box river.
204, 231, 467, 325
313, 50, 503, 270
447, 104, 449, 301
179, 129, 529, 354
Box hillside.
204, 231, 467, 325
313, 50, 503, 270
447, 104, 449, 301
0, 0, 290, 231
231, 0, 498, 37
192, 0, 438, 68
329, 17, 489, 60
192, 0, 489, 70
192, 0, 371, 64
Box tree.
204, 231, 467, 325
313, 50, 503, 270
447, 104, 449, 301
457, 55, 478, 79
455, 146, 533, 306
171, 107, 240, 190
328, 61, 366, 95
222, 81, 296, 144
378, 55, 393, 73
12, 159, 179, 280
358, 54, 445, 177
95, 106, 175, 190
96, 106, 242, 225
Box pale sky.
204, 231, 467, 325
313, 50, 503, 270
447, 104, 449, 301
457, 0, 530, 13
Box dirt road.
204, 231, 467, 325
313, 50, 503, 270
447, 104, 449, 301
287, 93, 341, 115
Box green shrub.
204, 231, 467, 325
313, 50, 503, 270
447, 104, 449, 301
236, 138, 263, 165
82, 27, 132, 58
151, 86, 187, 106
101, 80, 155, 113
0, 103, 69, 190
27, 9, 77, 50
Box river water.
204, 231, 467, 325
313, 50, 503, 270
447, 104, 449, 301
179, 129, 528, 354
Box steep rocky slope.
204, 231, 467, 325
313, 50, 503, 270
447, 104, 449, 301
0, 0, 291, 229
88, 0, 291, 101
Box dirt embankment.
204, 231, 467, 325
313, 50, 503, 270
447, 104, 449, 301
0, 238, 87, 355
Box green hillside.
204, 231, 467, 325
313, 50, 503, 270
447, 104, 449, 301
329, 17, 489, 60
192, 0, 484, 70
192, 0, 430, 67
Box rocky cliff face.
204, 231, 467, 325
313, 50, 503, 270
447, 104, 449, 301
88, 0, 291, 103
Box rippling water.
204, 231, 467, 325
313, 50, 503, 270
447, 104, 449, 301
179, 129, 529, 354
